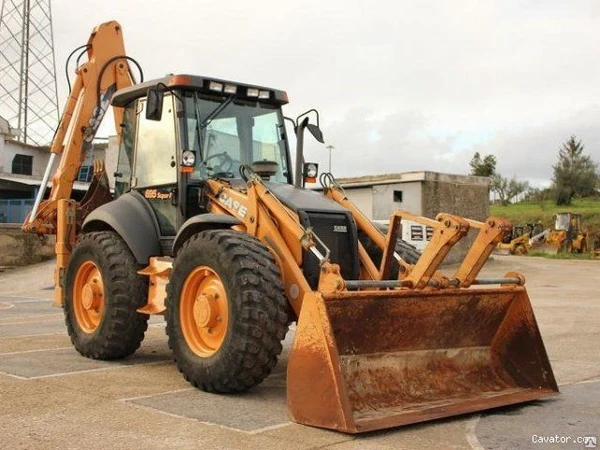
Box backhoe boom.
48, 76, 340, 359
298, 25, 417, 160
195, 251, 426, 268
23, 21, 134, 235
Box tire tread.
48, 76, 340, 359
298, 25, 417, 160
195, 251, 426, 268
165, 230, 288, 393
64, 231, 148, 360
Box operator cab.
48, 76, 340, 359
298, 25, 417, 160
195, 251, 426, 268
111, 74, 293, 246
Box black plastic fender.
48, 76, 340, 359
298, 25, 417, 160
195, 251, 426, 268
172, 214, 242, 256
82, 191, 161, 265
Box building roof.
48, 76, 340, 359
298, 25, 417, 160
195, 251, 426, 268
0, 173, 90, 191
335, 171, 491, 188
0, 116, 20, 139
4, 139, 49, 152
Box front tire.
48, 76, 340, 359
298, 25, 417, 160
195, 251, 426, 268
64, 231, 149, 359
165, 230, 289, 393
514, 244, 528, 255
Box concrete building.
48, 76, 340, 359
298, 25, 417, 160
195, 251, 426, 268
0, 117, 45, 198
333, 171, 491, 263
0, 116, 114, 223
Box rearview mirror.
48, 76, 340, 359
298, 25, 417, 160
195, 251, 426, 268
146, 88, 164, 121
306, 123, 324, 143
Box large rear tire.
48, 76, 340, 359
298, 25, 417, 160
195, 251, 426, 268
64, 231, 149, 359
358, 223, 421, 271
165, 230, 289, 393
393, 238, 422, 264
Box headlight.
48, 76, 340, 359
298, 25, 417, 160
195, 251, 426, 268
208, 81, 223, 92
182, 150, 196, 167
224, 84, 237, 94
303, 162, 318, 178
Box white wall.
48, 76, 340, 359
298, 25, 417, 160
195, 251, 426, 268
339, 182, 423, 221
400, 219, 433, 251
0, 120, 118, 187
372, 181, 422, 219
105, 136, 119, 189
0, 139, 49, 178
342, 187, 373, 219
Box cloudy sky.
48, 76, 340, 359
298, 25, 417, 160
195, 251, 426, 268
49, 0, 600, 186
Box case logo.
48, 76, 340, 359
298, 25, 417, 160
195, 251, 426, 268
218, 192, 248, 218
333, 225, 347, 233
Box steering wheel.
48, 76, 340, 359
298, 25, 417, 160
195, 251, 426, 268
204, 152, 234, 177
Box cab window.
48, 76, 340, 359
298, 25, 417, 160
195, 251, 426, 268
133, 95, 177, 188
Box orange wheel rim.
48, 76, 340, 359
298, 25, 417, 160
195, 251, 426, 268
180, 266, 229, 357
73, 261, 105, 333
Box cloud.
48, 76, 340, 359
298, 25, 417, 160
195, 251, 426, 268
301, 108, 468, 177
478, 105, 600, 186
27, 0, 599, 186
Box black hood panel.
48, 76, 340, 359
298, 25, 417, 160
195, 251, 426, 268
264, 182, 348, 213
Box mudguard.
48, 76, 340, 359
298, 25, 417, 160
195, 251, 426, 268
172, 214, 241, 256
82, 191, 161, 265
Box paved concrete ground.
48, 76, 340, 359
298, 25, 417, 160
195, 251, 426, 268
0, 256, 598, 450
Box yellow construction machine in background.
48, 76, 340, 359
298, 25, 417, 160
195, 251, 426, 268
496, 225, 531, 255
538, 213, 588, 254
495, 223, 544, 255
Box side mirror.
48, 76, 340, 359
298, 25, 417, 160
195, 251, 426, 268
306, 123, 324, 143
146, 88, 164, 121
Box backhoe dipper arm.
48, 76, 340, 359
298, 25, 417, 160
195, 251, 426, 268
23, 21, 134, 234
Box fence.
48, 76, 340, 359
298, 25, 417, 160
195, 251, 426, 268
0, 199, 34, 224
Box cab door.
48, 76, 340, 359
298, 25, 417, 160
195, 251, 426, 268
132, 94, 179, 243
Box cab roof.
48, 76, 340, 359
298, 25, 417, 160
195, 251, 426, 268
111, 74, 289, 107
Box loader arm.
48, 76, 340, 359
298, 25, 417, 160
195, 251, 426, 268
204, 177, 318, 316
22, 21, 134, 236
322, 183, 512, 287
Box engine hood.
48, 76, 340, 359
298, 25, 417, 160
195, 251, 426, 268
264, 182, 349, 213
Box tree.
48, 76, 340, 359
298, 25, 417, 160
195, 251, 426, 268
491, 174, 530, 206
469, 152, 497, 177
552, 136, 599, 205
522, 186, 553, 207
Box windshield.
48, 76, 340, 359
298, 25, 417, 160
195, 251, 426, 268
183, 94, 290, 183
555, 214, 570, 230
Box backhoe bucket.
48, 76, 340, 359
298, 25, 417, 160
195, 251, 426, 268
287, 287, 558, 433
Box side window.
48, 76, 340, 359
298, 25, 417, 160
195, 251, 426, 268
114, 103, 137, 196
12, 154, 33, 175
134, 95, 177, 188
251, 111, 288, 181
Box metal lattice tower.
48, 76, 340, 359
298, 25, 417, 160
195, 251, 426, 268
0, 0, 59, 146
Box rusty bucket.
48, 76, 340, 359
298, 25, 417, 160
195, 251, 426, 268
287, 286, 558, 433
536, 243, 561, 254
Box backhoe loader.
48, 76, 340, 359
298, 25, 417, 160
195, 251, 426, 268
23, 21, 557, 433
495, 223, 544, 255
495, 225, 531, 255
539, 212, 588, 254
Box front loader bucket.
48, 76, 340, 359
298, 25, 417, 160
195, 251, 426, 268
536, 243, 560, 254
493, 245, 512, 255
287, 287, 558, 433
